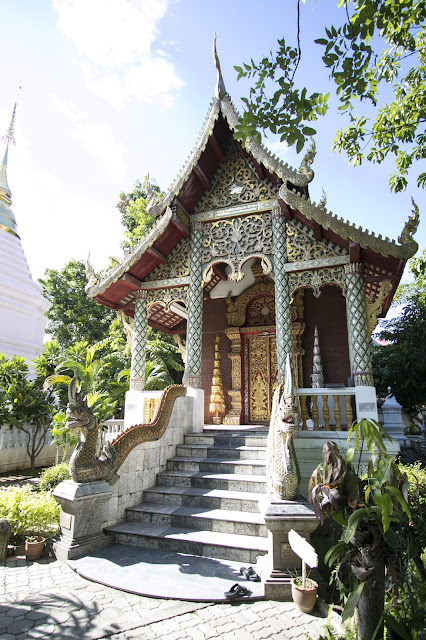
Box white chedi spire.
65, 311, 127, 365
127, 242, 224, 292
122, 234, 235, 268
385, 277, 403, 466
0, 91, 50, 375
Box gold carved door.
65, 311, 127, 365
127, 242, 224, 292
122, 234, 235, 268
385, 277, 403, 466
247, 333, 278, 423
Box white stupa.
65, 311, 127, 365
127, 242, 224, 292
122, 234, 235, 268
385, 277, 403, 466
0, 95, 50, 374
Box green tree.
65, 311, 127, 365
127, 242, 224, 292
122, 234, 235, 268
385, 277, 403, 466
116, 177, 162, 253
43, 339, 129, 423
39, 260, 115, 350
235, 0, 426, 192
0, 355, 55, 470
373, 250, 426, 413
373, 297, 426, 413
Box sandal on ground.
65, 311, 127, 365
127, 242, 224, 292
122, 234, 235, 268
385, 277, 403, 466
224, 583, 252, 600
240, 566, 261, 582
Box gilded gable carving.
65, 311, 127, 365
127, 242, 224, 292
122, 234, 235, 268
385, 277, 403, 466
286, 219, 347, 262
195, 140, 276, 213
145, 238, 190, 281
202, 213, 273, 283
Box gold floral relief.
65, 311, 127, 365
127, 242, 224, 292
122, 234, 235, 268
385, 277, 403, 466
246, 295, 276, 326
195, 140, 276, 213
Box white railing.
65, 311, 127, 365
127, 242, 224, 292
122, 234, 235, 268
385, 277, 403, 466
102, 419, 125, 443
0, 425, 53, 450
295, 387, 356, 431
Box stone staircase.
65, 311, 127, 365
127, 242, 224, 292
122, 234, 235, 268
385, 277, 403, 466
104, 426, 270, 565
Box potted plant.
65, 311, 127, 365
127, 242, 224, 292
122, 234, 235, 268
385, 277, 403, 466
25, 535, 45, 560
0, 484, 60, 557
291, 574, 318, 613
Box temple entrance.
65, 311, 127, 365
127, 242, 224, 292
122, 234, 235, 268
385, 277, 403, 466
244, 331, 278, 424
223, 263, 305, 426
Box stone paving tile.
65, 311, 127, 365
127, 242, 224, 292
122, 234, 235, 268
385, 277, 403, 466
1, 555, 341, 640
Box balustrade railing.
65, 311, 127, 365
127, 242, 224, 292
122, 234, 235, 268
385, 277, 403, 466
102, 419, 125, 443
0, 425, 53, 450
295, 388, 356, 431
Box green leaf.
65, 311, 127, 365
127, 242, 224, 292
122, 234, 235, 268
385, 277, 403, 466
342, 581, 365, 622
385, 485, 411, 519
343, 508, 368, 543
302, 126, 317, 136
383, 615, 411, 640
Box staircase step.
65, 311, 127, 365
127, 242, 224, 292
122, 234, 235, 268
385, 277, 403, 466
156, 470, 267, 493
167, 457, 266, 476
143, 485, 263, 512
126, 504, 268, 537
176, 444, 266, 460
104, 521, 269, 564
184, 432, 268, 448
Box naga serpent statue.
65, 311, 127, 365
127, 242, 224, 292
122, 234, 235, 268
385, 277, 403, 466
266, 354, 301, 500
66, 373, 186, 485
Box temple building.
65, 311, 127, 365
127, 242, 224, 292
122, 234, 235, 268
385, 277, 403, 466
86, 44, 419, 430
0, 98, 50, 374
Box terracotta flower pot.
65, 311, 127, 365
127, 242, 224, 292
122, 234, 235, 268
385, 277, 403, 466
291, 577, 318, 613
25, 536, 45, 561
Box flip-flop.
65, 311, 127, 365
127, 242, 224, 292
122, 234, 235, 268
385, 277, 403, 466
240, 566, 261, 582
224, 583, 252, 600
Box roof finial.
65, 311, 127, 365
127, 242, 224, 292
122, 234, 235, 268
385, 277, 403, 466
398, 197, 420, 247
2, 83, 21, 148
213, 33, 226, 100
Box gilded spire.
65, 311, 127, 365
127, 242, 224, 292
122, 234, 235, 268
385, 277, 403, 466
213, 33, 226, 100
311, 326, 324, 388
0, 87, 21, 237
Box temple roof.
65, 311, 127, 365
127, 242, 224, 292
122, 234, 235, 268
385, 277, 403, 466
87, 41, 419, 331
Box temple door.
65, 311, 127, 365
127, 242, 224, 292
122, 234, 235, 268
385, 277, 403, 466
245, 331, 278, 424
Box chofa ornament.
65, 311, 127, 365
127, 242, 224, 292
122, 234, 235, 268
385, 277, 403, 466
266, 354, 301, 500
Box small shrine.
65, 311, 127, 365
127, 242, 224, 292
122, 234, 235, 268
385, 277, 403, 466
86, 40, 419, 430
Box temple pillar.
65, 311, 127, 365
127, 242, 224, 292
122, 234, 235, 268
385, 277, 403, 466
344, 263, 378, 421
185, 223, 204, 388
272, 208, 294, 384
130, 291, 148, 390
185, 222, 205, 426
124, 291, 148, 429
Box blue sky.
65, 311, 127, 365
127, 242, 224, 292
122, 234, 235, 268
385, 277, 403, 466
1, 0, 424, 282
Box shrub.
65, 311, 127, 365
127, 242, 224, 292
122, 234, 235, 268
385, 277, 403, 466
38, 462, 71, 492
0, 484, 60, 544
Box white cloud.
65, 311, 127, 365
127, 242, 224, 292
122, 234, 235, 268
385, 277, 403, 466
265, 138, 291, 161
50, 95, 88, 122
73, 121, 128, 179
50, 93, 128, 178
52, 0, 183, 109
11, 161, 123, 280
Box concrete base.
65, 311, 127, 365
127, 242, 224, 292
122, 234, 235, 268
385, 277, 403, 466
186, 388, 204, 433
354, 386, 378, 421
123, 389, 149, 430
257, 495, 318, 601
53, 480, 113, 561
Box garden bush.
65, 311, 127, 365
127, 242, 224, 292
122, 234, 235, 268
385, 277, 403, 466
0, 484, 60, 544
38, 462, 70, 492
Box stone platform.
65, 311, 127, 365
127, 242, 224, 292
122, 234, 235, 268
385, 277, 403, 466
69, 544, 265, 602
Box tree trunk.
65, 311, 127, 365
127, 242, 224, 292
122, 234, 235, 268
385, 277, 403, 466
357, 555, 385, 640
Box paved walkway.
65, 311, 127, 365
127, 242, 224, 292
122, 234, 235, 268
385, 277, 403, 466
0, 555, 343, 640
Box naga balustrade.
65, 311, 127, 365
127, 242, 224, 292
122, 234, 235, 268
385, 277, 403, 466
295, 388, 356, 431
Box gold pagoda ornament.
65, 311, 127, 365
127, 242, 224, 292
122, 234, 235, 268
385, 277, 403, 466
209, 335, 226, 425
